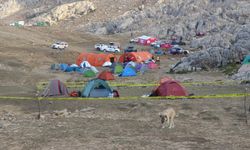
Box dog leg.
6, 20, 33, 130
162, 117, 166, 128
169, 116, 175, 128
167, 116, 170, 127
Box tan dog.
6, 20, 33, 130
159, 107, 176, 129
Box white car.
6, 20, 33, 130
51, 41, 68, 49
129, 38, 139, 43
95, 43, 120, 53
94, 43, 105, 50
101, 45, 120, 53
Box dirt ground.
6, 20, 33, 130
0, 25, 250, 150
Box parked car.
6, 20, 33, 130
160, 43, 172, 49
129, 38, 139, 43
95, 42, 120, 50
124, 46, 137, 53
102, 45, 120, 53
94, 43, 105, 50
169, 45, 189, 55
151, 40, 172, 49
51, 41, 68, 49
95, 43, 120, 53
109, 42, 120, 48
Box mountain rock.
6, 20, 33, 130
30, 1, 95, 25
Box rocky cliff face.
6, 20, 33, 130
0, 0, 22, 19
30, 1, 95, 25
0, 0, 95, 24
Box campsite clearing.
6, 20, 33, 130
0, 26, 250, 150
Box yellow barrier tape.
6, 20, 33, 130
0, 96, 35, 100
0, 93, 249, 101
36, 80, 238, 91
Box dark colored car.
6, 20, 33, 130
124, 46, 137, 53
169, 46, 189, 55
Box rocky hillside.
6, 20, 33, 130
1, 0, 250, 78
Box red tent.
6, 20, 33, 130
154, 80, 188, 96
138, 36, 157, 45
160, 76, 174, 84
98, 70, 115, 80
147, 61, 158, 69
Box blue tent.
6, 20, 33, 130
81, 79, 113, 97
243, 55, 250, 64
60, 64, 69, 71
65, 66, 74, 72
119, 67, 137, 77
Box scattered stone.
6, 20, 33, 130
80, 107, 95, 112
53, 109, 70, 117
183, 78, 193, 82
1, 111, 16, 121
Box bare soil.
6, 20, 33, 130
0, 25, 250, 150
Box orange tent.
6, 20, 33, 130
98, 70, 115, 80
76, 53, 116, 67
119, 51, 152, 63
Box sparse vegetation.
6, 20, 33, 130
222, 63, 240, 76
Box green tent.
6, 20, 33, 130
114, 64, 123, 74
242, 55, 250, 64
81, 79, 113, 97
83, 70, 96, 77
35, 22, 49, 27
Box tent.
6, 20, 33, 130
147, 61, 158, 69
111, 63, 123, 74
42, 79, 69, 97
65, 66, 75, 72
98, 70, 115, 80
80, 61, 91, 68
60, 64, 69, 71
103, 61, 112, 67
126, 61, 137, 68
242, 55, 250, 64
151, 80, 188, 96
160, 76, 174, 84
136, 63, 143, 72
51, 64, 60, 70
119, 52, 152, 63
83, 70, 96, 77
90, 66, 99, 73
81, 79, 113, 97
119, 67, 137, 77
76, 53, 116, 67
138, 35, 157, 45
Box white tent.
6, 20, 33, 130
90, 66, 99, 73
102, 61, 112, 67
70, 64, 78, 67
80, 61, 91, 68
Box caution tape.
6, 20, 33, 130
36, 80, 239, 90
0, 93, 249, 101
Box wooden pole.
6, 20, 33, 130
36, 91, 41, 120
244, 88, 248, 125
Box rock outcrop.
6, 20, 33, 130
0, 0, 22, 19
172, 24, 250, 73
30, 1, 95, 25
